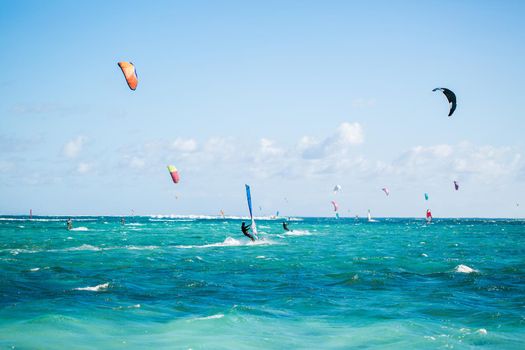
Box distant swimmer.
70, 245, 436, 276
241, 221, 255, 242
67, 218, 73, 230
282, 221, 291, 232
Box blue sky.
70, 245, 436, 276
1, 0, 524, 217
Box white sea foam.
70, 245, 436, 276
194, 314, 224, 320
0, 218, 96, 222
421, 253, 428, 257
284, 230, 312, 236
30, 267, 40, 272
149, 214, 302, 221
127, 223, 143, 226
176, 237, 276, 249
477, 328, 488, 335
67, 244, 101, 251
256, 256, 266, 259
70, 227, 89, 231
455, 264, 478, 273
74, 282, 109, 292
126, 245, 159, 250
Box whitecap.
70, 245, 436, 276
284, 230, 312, 236
74, 282, 109, 292
477, 328, 487, 335
67, 244, 101, 251
126, 245, 159, 250
421, 253, 428, 257
30, 267, 40, 272
176, 237, 276, 249
455, 264, 478, 273
194, 314, 224, 321
70, 227, 89, 231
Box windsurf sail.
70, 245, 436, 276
426, 209, 433, 222
29, 209, 32, 219
245, 184, 258, 238
367, 209, 372, 222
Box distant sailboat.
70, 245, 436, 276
367, 209, 377, 222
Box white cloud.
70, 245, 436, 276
390, 143, 522, 183
336, 122, 364, 145
62, 136, 87, 159
129, 156, 146, 169
299, 122, 364, 159
76, 162, 92, 174
259, 138, 284, 157
170, 138, 198, 153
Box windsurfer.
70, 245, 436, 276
67, 218, 73, 230
241, 221, 255, 241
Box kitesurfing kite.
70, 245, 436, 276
424, 193, 429, 201
118, 62, 138, 90
167, 165, 180, 184
331, 200, 339, 212
432, 87, 456, 116
333, 185, 342, 194
382, 188, 390, 196
454, 181, 459, 191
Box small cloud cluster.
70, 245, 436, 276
62, 136, 87, 159
390, 142, 522, 183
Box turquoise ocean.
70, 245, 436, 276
1, 216, 524, 349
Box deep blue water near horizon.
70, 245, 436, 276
1, 216, 524, 349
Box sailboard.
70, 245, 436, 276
245, 184, 258, 238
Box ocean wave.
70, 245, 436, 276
193, 314, 224, 321
0, 217, 96, 222
67, 244, 102, 251
74, 282, 109, 292
284, 230, 312, 236
176, 237, 276, 249
149, 214, 302, 221
70, 227, 89, 231
126, 245, 159, 250
454, 264, 478, 273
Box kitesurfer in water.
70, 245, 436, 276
283, 221, 290, 232
241, 221, 255, 241
66, 218, 73, 230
